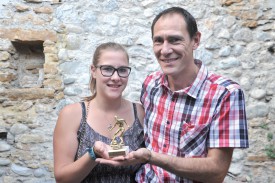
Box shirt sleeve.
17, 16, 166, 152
208, 88, 249, 148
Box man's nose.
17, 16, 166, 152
160, 41, 172, 55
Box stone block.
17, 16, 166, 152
247, 155, 268, 162
55, 92, 64, 100
41, 160, 54, 172
43, 40, 55, 46
0, 141, 11, 152
243, 20, 258, 28
45, 53, 59, 62
0, 28, 57, 42
11, 163, 32, 176
0, 39, 15, 52
43, 78, 63, 90
233, 28, 253, 42
19, 75, 43, 88
14, 4, 29, 12
44, 63, 58, 74
0, 158, 10, 166
33, 6, 53, 14
0, 88, 55, 100
221, 0, 242, 6
0, 62, 12, 68
0, 72, 17, 82
16, 134, 45, 144
10, 124, 29, 135
34, 168, 47, 177
65, 34, 81, 50
250, 88, 266, 100
24, 0, 43, 3
43, 46, 57, 54
0, 51, 10, 61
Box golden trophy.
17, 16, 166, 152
108, 116, 129, 157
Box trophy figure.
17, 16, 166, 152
108, 116, 129, 157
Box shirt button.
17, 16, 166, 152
167, 121, 170, 124
163, 144, 167, 148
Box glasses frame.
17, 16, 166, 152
95, 65, 131, 78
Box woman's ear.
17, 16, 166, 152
91, 65, 96, 78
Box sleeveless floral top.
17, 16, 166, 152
75, 102, 144, 183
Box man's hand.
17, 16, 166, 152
95, 148, 150, 166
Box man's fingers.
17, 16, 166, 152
95, 158, 126, 166
110, 156, 125, 161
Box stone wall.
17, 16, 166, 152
0, 0, 274, 182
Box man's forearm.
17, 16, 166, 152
149, 148, 233, 183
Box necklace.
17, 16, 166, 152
86, 99, 129, 131
86, 100, 91, 121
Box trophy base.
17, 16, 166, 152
108, 146, 129, 158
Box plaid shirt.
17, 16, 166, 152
136, 60, 249, 183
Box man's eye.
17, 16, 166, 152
169, 37, 181, 43
153, 38, 163, 44
169, 38, 177, 42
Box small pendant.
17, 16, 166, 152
107, 123, 112, 130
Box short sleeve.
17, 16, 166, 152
208, 89, 249, 148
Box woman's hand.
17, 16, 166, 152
93, 141, 112, 159
95, 148, 151, 166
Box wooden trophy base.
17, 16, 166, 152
108, 146, 129, 158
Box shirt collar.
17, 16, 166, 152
160, 59, 208, 99
187, 59, 208, 99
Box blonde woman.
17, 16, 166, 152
53, 42, 145, 183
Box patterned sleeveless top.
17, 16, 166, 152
75, 102, 144, 183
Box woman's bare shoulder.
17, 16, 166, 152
56, 102, 83, 128
59, 102, 82, 115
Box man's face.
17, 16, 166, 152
152, 13, 199, 77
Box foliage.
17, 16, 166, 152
265, 145, 275, 159
267, 132, 273, 142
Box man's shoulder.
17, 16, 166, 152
207, 72, 241, 92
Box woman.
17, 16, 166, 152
53, 42, 145, 183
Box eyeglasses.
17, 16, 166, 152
95, 65, 131, 78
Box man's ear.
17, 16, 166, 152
192, 31, 201, 50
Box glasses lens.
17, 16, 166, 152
118, 67, 131, 77
100, 66, 114, 77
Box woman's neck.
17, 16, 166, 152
92, 96, 124, 112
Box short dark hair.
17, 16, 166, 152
151, 7, 198, 39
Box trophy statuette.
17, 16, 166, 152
108, 116, 129, 157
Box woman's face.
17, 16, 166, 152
92, 49, 130, 100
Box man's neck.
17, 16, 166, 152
167, 63, 199, 91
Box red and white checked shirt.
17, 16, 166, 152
136, 60, 249, 183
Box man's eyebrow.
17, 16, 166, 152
152, 36, 163, 41
167, 35, 184, 40
153, 35, 184, 40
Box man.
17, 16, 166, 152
96, 7, 249, 183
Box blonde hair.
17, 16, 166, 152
83, 42, 129, 101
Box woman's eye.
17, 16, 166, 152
119, 68, 127, 73
103, 67, 114, 72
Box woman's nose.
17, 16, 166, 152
110, 70, 120, 80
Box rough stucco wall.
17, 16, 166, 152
0, 0, 274, 182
